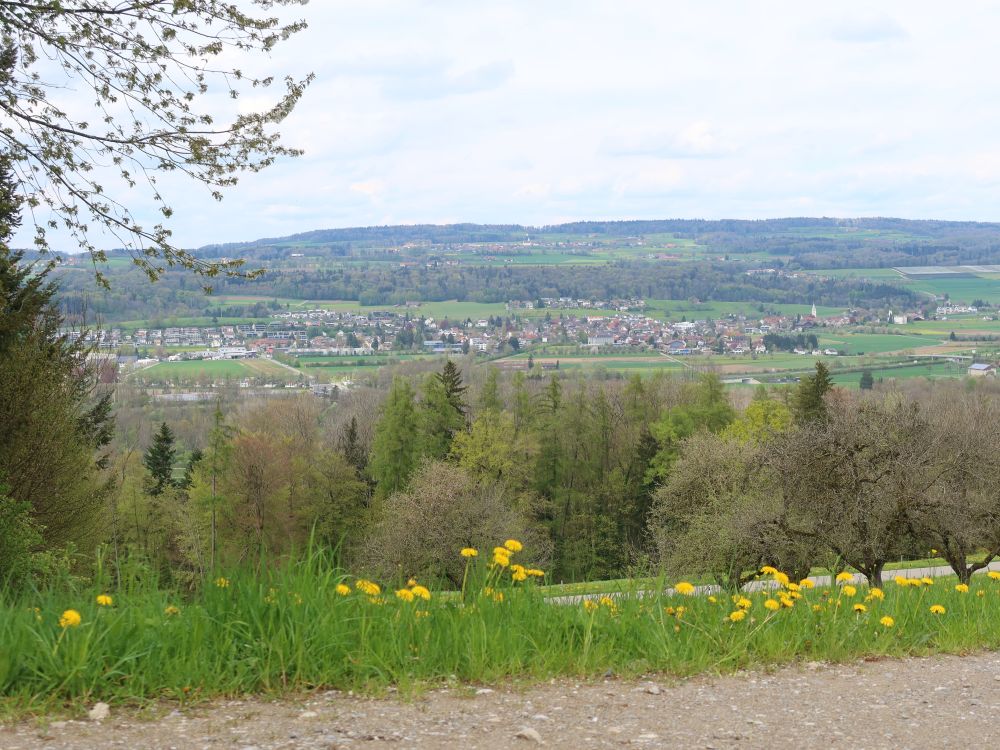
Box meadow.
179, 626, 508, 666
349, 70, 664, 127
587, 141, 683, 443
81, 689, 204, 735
7, 542, 1000, 714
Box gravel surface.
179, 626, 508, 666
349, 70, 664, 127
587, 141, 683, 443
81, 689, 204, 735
5, 652, 1000, 749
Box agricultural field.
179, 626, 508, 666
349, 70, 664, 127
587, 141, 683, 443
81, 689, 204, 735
806, 267, 1000, 305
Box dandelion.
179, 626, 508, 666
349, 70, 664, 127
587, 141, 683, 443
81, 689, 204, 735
880, 616, 895, 628
930, 604, 946, 615
335, 583, 351, 596
842, 585, 857, 597
799, 579, 815, 589
411, 585, 431, 600
812, 604, 822, 612
59, 610, 81, 629
675, 581, 695, 596
764, 598, 781, 611
527, 569, 545, 578
894, 575, 909, 587
729, 610, 747, 622
908, 578, 923, 587
734, 596, 752, 610
707, 595, 718, 604
512, 569, 528, 582
583, 600, 598, 613
853, 603, 867, 613
164, 605, 180, 616
930, 548, 938, 555
785, 582, 801, 592
920, 577, 934, 586
96, 594, 113, 607
866, 588, 885, 601
760, 565, 778, 576
599, 596, 616, 608
407, 578, 418, 588
492, 547, 511, 567
955, 583, 970, 594
988, 571, 1000, 581
780, 596, 794, 608
773, 571, 790, 587
503, 539, 523, 553
215, 577, 230, 588
835, 572, 854, 583
396, 588, 415, 602
460, 547, 478, 558
355, 579, 381, 596
978, 590, 986, 598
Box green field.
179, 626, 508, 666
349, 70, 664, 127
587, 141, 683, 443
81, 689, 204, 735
830, 361, 966, 386
139, 359, 296, 381
817, 332, 942, 354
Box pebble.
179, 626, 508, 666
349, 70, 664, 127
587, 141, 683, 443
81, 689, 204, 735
515, 726, 543, 743
88, 703, 110, 722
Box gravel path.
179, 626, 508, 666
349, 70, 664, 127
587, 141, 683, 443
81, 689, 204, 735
5, 651, 1000, 749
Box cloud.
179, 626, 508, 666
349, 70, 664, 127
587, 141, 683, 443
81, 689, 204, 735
603, 122, 734, 159
379, 60, 514, 100
825, 15, 908, 44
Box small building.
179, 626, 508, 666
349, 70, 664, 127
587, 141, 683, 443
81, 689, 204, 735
968, 363, 996, 378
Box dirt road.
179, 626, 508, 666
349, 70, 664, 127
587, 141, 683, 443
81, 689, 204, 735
5, 651, 1000, 749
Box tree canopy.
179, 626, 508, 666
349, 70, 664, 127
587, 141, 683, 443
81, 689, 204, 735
0, 1, 311, 284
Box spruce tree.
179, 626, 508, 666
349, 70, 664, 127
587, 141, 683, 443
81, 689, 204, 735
859, 369, 874, 390
144, 422, 177, 496
0, 151, 113, 553
793, 361, 834, 424
339, 416, 368, 475
479, 366, 501, 412
437, 360, 467, 414
369, 376, 419, 498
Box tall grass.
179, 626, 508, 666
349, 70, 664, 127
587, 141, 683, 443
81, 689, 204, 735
3, 546, 1000, 714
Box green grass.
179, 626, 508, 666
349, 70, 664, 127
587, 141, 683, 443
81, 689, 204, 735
6, 548, 1000, 716
139, 359, 295, 382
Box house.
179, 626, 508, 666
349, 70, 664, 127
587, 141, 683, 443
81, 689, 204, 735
968, 363, 996, 378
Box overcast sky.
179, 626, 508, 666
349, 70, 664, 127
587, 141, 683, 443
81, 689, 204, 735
22, 1, 1000, 249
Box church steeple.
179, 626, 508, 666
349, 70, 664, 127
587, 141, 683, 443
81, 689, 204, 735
811, 303, 817, 318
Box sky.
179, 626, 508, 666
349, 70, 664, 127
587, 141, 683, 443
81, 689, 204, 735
20, 1, 1000, 249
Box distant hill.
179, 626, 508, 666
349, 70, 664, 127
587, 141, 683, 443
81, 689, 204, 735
198, 217, 1000, 254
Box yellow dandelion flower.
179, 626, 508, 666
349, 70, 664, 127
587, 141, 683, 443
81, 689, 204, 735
96, 594, 113, 607
853, 603, 867, 613
894, 575, 909, 587
335, 583, 351, 596
842, 585, 857, 597
460, 547, 479, 558
787, 591, 803, 600
955, 583, 969, 593
760, 565, 778, 576
707, 595, 718, 604
988, 571, 1000, 581
407, 578, 417, 588
411, 585, 431, 600
835, 572, 854, 583
799, 579, 815, 589
812, 604, 822, 612
880, 615, 895, 628
164, 605, 180, 616
59, 609, 81, 628
908, 578, 923, 587
929, 604, 946, 615
780, 596, 794, 608
512, 569, 528, 582
729, 610, 747, 622
599, 595, 616, 608
511, 564, 526, 575
583, 600, 598, 613
735, 596, 752, 610
773, 571, 790, 586
866, 588, 885, 601
977, 590, 986, 598
214, 577, 230, 588
785, 582, 801, 592
675, 581, 695, 596
503, 539, 523, 553
396, 588, 415, 602
527, 569, 545, 578
921, 577, 934, 586
764, 598, 781, 611
355, 579, 381, 596
492, 590, 504, 602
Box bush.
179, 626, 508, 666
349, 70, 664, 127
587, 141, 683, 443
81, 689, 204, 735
357, 460, 551, 586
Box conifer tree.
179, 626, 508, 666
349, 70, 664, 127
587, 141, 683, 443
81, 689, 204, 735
369, 377, 419, 498
339, 416, 368, 475
437, 360, 468, 415
793, 361, 834, 424
479, 367, 502, 412
144, 423, 177, 496
859, 369, 874, 390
